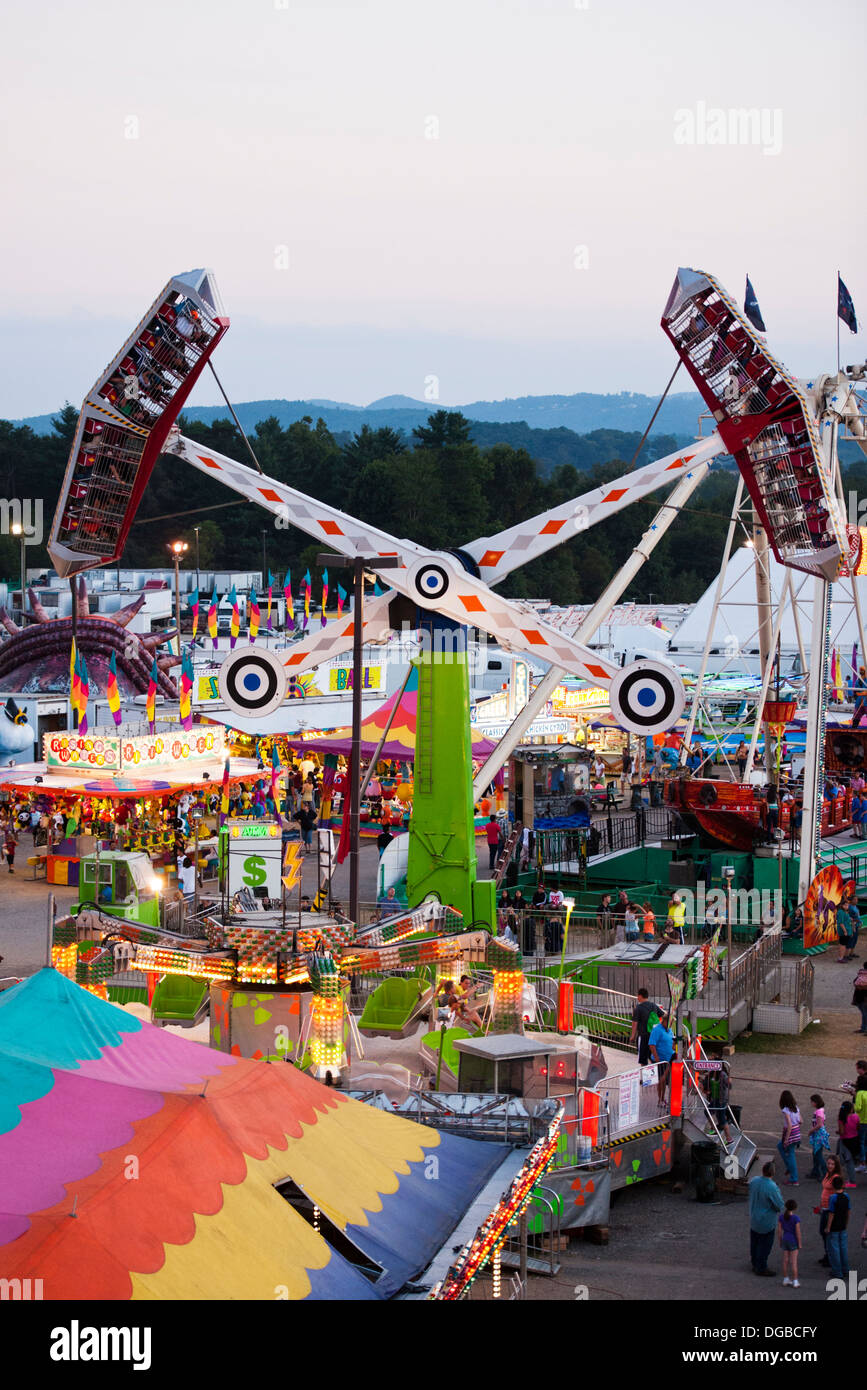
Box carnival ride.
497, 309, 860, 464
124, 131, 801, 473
0, 576, 179, 698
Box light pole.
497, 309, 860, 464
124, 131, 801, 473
723, 863, 735, 1041
193, 526, 200, 594
167, 540, 189, 656
191, 804, 203, 921
261, 529, 267, 590
317, 552, 400, 924
10, 522, 25, 626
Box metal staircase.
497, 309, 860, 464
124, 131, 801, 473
682, 1061, 757, 1178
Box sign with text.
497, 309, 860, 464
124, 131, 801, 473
44, 726, 225, 772
328, 665, 382, 692
227, 819, 282, 897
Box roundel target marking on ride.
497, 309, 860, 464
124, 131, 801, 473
607, 660, 685, 735
407, 558, 453, 606
218, 647, 287, 719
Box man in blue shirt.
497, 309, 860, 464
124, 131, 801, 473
649, 1012, 674, 1105
748, 1160, 784, 1275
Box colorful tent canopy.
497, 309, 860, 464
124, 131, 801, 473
289, 667, 497, 761
0, 971, 508, 1300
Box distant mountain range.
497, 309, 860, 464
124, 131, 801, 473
14, 389, 708, 442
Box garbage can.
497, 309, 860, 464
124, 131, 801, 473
692, 1140, 720, 1203
649, 780, 663, 808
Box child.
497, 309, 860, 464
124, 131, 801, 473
807, 1093, 831, 1180
642, 901, 656, 939
826, 1176, 851, 1279
778, 1199, 801, 1287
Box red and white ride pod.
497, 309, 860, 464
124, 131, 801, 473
48, 269, 229, 577
661, 267, 846, 580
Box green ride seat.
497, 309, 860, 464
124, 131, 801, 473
151, 974, 208, 1024
358, 974, 429, 1038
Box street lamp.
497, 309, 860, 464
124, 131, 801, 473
193, 526, 200, 594
167, 540, 189, 656
10, 522, 25, 626
722, 864, 735, 1042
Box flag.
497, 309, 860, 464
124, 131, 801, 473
836, 649, 845, 702
266, 570, 274, 631
77, 655, 90, 736
180, 648, 193, 732
107, 650, 122, 728
284, 572, 295, 631
207, 586, 218, 650
229, 586, 240, 649
249, 586, 260, 643
303, 570, 311, 631
743, 275, 766, 333
69, 639, 79, 718
146, 659, 158, 733
189, 587, 199, 641
337, 583, 346, 617
839, 275, 858, 335
220, 759, 231, 822
270, 744, 282, 825
321, 569, 329, 628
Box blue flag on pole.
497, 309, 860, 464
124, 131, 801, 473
743, 275, 766, 333
839, 275, 858, 334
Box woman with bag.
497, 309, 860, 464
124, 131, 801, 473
777, 1090, 801, 1185
853, 963, 867, 1034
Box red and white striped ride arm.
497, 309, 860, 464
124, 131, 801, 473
176, 436, 623, 687
278, 592, 395, 679
463, 433, 726, 584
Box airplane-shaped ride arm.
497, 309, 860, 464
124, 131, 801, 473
462, 433, 726, 584
176, 433, 686, 727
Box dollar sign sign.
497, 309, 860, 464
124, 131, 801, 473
242, 854, 267, 888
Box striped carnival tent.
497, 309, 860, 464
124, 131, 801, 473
289, 666, 497, 762
0, 971, 510, 1300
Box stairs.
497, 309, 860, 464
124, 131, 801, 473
681, 1108, 757, 1178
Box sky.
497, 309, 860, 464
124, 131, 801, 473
0, 0, 864, 418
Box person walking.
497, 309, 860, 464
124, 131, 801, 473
649, 1009, 675, 1105
749, 1160, 784, 1276
818, 1155, 844, 1266
852, 963, 867, 1035
853, 1075, 867, 1172
837, 1100, 860, 1185
778, 1198, 801, 1288
484, 814, 501, 873
777, 1090, 801, 1185
736, 739, 748, 780
629, 987, 655, 1066
3, 824, 16, 874
826, 1176, 851, 1279
807, 1094, 831, 1180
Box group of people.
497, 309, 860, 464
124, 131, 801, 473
596, 889, 687, 944
437, 975, 484, 1031
749, 1075, 867, 1282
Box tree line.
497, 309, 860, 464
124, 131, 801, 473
6, 405, 859, 608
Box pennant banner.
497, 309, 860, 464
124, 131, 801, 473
107, 650, 122, 728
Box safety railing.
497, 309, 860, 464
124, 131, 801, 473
501, 1183, 562, 1278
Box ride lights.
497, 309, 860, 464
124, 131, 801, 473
134, 945, 233, 980
308, 954, 346, 1070
431, 1117, 561, 1301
